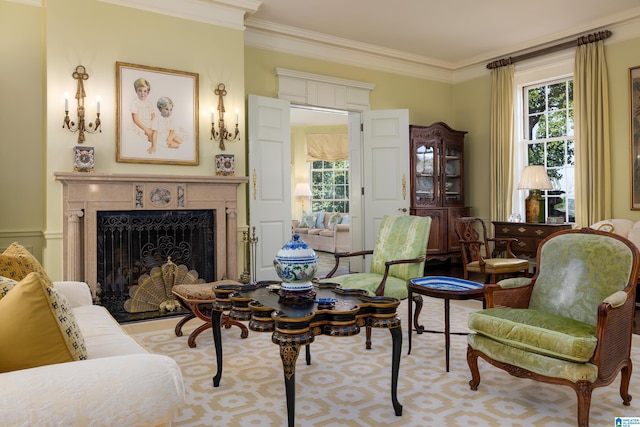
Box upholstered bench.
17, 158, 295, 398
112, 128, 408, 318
172, 280, 248, 347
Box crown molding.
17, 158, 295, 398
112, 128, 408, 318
245, 24, 454, 84
6, 0, 42, 6
97, 0, 260, 30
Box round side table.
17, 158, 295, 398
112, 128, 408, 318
407, 276, 484, 372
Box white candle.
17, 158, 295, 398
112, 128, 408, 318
235, 108, 239, 125
64, 93, 69, 111
96, 96, 101, 114
211, 108, 215, 123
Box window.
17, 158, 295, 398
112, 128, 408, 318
523, 78, 575, 223
310, 160, 349, 213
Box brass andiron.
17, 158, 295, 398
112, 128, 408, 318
63, 65, 101, 144
210, 83, 240, 150
239, 230, 251, 284
246, 226, 258, 285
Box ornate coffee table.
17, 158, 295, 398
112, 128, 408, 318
407, 276, 484, 372
210, 281, 403, 427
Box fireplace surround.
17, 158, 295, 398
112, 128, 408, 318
54, 172, 247, 299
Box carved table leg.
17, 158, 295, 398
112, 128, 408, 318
174, 312, 195, 337
390, 325, 403, 416
413, 294, 424, 333
273, 330, 315, 427
211, 310, 223, 387
281, 342, 301, 427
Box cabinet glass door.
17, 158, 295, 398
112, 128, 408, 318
444, 145, 462, 205
415, 145, 436, 205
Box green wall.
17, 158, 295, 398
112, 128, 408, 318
244, 47, 454, 126
3, 0, 640, 280
0, 1, 45, 258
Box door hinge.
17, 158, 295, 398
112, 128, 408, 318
360, 123, 364, 132
361, 187, 364, 196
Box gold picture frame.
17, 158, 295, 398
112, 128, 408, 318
631, 66, 640, 209
116, 62, 199, 165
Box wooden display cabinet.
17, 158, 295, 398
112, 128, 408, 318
409, 122, 469, 260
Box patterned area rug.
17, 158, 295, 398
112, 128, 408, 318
127, 297, 640, 426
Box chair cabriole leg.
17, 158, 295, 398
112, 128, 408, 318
467, 345, 481, 390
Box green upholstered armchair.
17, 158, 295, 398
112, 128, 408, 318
454, 217, 529, 283
322, 215, 432, 300
466, 228, 640, 427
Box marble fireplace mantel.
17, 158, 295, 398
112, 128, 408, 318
54, 172, 248, 295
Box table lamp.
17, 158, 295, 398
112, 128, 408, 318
517, 165, 553, 223
293, 182, 312, 211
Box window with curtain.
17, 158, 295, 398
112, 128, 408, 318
522, 77, 575, 223
310, 160, 349, 213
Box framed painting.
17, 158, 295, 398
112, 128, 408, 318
116, 62, 199, 165
631, 66, 640, 209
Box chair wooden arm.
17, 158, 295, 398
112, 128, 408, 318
374, 256, 426, 296
592, 290, 635, 378
484, 281, 534, 308
324, 250, 374, 278
487, 237, 520, 258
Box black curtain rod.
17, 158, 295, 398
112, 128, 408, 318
486, 30, 612, 70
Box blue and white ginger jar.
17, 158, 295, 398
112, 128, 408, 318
273, 234, 318, 291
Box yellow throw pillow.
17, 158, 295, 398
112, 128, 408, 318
0, 272, 88, 373
0, 276, 16, 301
0, 242, 53, 287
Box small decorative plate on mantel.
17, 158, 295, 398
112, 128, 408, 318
74, 146, 94, 173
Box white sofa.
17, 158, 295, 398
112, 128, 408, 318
590, 218, 640, 249
293, 211, 350, 253
0, 280, 185, 427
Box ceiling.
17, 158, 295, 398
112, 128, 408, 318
246, 0, 640, 70
245, 0, 640, 126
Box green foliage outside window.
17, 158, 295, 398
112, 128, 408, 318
525, 79, 575, 222
310, 160, 349, 213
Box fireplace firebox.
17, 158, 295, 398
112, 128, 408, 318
96, 209, 215, 321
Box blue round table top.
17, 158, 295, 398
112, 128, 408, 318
408, 276, 484, 292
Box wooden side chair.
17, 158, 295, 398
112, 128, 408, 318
466, 228, 640, 427
321, 215, 431, 349
322, 214, 432, 300
454, 216, 529, 283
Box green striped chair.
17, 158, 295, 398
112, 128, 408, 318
322, 215, 432, 300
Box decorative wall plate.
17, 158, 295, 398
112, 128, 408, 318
74, 146, 94, 172
215, 154, 235, 176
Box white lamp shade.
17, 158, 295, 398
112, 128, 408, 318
517, 166, 553, 190
293, 183, 312, 197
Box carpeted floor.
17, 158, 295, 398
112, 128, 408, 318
126, 297, 640, 426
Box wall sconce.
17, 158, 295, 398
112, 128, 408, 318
293, 182, 312, 211
518, 165, 553, 223
63, 65, 101, 144
210, 83, 240, 150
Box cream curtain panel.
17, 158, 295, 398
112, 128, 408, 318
306, 133, 349, 162
573, 40, 611, 226
490, 64, 515, 222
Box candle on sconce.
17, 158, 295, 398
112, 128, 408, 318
211, 108, 215, 123
64, 93, 69, 111
235, 108, 239, 125
96, 96, 101, 114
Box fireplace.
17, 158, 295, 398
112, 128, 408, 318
54, 173, 248, 320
